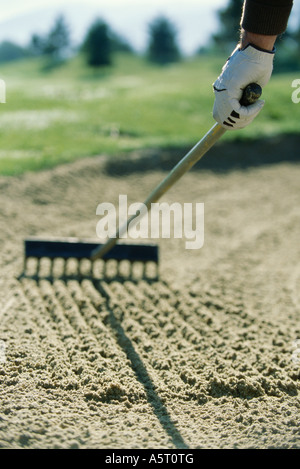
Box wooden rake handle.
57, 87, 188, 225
91, 83, 262, 260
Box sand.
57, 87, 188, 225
0, 141, 299, 449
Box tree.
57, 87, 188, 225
212, 0, 244, 52
272, 27, 300, 72
43, 15, 70, 58
0, 41, 31, 63
147, 16, 181, 65
28, 15, 70, 59
82, 19, 112, 67
29, 34, 45, 56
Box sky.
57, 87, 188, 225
0, 0, 225, 22
0, 0, 228, 54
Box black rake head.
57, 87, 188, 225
23, 237, 159, 280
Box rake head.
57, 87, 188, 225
23, 237, 159, 280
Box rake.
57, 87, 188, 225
24, 83, 262, 278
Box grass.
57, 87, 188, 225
0, 53, 299, 175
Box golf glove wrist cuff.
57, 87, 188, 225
212, 44, 275, 130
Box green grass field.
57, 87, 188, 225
0, 53, 299, 175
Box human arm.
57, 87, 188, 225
240, 0, 293, 50
240, 30, 277, 51
212, 0, 293, 130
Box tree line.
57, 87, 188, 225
0, 14, 182, 67
0, 1, 299, 71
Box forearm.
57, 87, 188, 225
240, 29, 277, 52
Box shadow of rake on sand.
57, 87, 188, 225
94, 278, 190, 449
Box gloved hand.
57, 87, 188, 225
213, 43, 275, 130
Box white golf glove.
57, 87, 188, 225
213, 44, 275, 130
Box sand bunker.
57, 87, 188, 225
0, 147, 299, 449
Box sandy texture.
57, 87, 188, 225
0, 143, 299, 449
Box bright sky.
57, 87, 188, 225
0, 0, 225, 22
7, 0, 293, 54
0, 0, 298, 65
0, 0, 228, 54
